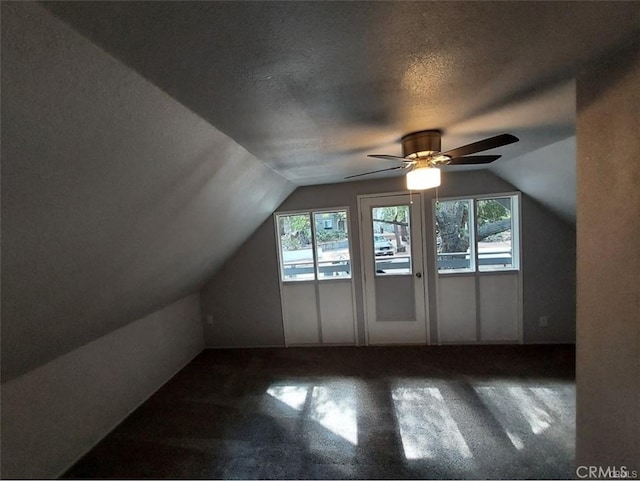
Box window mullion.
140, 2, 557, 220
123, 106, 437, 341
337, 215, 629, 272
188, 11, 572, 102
308, 212, 319, 281
472, 199, 479, 273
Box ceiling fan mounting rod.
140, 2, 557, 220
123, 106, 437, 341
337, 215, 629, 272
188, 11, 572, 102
401, 129, 442, 157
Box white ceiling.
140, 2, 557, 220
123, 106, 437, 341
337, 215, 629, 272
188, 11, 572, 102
44, 1, 638, 185
493, 136, 577, 224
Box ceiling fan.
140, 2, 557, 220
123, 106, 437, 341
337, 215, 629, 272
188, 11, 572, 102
345, 130, 519, 190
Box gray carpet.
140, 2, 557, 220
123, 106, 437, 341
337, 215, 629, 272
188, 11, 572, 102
63, 345, 575, 479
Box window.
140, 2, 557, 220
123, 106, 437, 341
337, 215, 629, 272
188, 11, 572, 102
434, 199, 473, 272
476, 197, 516, 271
371, 205, 412, 276
321, 218, 333, 229
276, 209, 351, 281
435, 194, 519, 273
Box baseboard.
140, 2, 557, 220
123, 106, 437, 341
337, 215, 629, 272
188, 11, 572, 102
55, 347, 205, 478
204, 344, 285, 350
205, 343, 368, 350
205, 342, 575, 350
524, 340, 576, 345
437, 340, 521, 345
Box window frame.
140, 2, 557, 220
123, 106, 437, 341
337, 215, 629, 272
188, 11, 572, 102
370, 203, 413, 277
434, 192, 521, 275
275, 207, 353, 283
433, 197, 476, 274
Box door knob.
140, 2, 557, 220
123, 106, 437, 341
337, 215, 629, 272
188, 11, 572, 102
415, 272, 422, 278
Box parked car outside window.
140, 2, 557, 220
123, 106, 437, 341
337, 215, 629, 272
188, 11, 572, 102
374, 235, 394, 256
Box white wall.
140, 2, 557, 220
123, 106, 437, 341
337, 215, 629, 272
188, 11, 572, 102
576, 44, 640, 467
201, 170, 576, 346
0, 294, 204, 479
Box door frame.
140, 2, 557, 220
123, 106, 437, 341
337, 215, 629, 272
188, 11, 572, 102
357, 191, 431, 345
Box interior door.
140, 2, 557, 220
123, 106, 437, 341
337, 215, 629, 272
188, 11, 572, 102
359, 193, 428, 344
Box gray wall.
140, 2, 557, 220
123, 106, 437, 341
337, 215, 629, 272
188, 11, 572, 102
1, 3, 294, 381
0, 294, 204, 479
201, 170, 576, 346
201, 218, 286, 347
576, 44, 639, 467
522, 197, 576, 343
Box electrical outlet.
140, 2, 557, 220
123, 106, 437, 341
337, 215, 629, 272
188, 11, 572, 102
206, 314, 214, 325
539, 315, 548, 327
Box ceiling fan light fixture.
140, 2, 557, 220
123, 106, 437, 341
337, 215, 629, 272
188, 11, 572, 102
353, 131, 518, 183
406, 166, 441, 190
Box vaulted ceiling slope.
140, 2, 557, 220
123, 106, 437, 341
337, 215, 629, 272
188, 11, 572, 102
44, 1, 639, 185
2, 2, 639, 381
493, 136, 577, 224
1, 3, 294, 381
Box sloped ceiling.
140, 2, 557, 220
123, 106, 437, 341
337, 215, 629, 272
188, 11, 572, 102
1, 3, 294, 381
43, 1, 638, 184
493, 136, 577, 224
2, 1, 638, 380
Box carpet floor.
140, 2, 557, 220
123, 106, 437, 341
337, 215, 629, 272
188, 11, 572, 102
63, 345, 575, 479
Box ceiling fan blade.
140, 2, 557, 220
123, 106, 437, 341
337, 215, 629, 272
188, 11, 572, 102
447, 155, 501, 165
368, 154, 413, 163
441, 134, 518, 158
345, 165, 407, 179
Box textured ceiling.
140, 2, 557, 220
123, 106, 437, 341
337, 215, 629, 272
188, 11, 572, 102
45, 1, 639, 184
2, 1, 639, 380
1, 3, 294, 380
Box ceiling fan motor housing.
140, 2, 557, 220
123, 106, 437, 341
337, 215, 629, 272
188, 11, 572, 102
401, 130, 442, 157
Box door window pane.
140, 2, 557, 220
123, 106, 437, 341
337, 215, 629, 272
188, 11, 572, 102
277, 213, 314, 281
477, 197, 514, 271
435, 200, 473, 272
371, 205, 411, 276
314, 211, 351, 279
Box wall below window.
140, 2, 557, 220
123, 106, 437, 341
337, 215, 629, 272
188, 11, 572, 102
201, 170, 576, 347
0, 294, 204, 479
